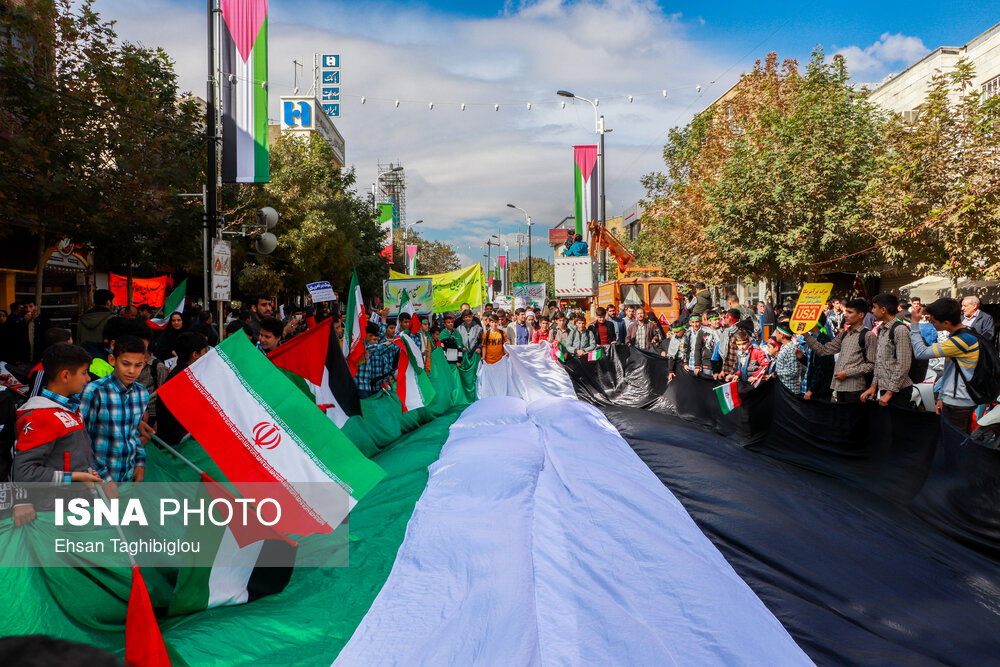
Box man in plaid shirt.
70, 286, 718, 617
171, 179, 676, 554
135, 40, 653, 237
79, 335, 151, 487
861, 293, 914, 408
355, 324, 400, 398
802, 298, 876, 403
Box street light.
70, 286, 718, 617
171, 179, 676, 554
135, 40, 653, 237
557, 89, 608, 281
507, 203, 533, 282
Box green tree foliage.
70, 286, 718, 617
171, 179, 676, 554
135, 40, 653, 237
508, 257, 554, 294
0, 0, 203, 278
228, 133, 387, 302
391, 228, 461, 275
865, 59, 1000, 280
637, 50, 885, 283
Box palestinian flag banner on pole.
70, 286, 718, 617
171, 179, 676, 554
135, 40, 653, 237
397, 289, 420, 334
342, 269, 367, 375
156, 331, 385, 536
574, 144, 598, 237
378, 203, 394, 263
267, 317, 361, 428
406, 245, 418, 276
168, 473, 298, 616
220, 0, 269, 183
393, 335, 435, 412
148, 279, 186, 330
714, 380, 741, 415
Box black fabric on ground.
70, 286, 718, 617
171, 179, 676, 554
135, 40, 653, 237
605, 405, 1000, 666
751, 382, 940, 504
563, 344, 672, 411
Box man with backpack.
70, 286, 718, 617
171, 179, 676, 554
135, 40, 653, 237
910, 298, 1000, 434
861, 293, 914, 408
802, 298, 876, 403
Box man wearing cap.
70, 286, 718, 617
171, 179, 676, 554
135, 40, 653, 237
801, 298, 876, 403
665, 320, 687, 380
356, 324, 400, 398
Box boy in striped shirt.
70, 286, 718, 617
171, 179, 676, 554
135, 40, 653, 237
909, 298, 981, 433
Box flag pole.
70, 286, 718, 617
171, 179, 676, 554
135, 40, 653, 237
150, 434, 206, 477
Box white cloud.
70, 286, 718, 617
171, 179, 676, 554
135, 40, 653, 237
836, 32, 930, 77
94, 0, 734, 268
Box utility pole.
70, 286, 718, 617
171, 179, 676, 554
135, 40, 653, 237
206, 0, 218, 310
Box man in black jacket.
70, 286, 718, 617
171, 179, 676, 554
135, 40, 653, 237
588, 307, 617, 347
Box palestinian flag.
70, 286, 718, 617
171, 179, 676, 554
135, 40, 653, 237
267, 317, 361, 428
156, 331, 385, 536
397, 289, 420, 334
220, 0, 269, 183
394, 334, 435, 412
574, 144, 598, 237
714, 380, 740, 415
406, 245, 418, 276
148, 279, 186, 330
125, 565, 170, 667
587, 349, 603, 361
378, 203, 393, 262
168, 473, 297, 616
342, 269, 367, 375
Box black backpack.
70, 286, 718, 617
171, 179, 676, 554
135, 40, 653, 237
856, 327, 874, 388
951, 329, 1000, 405
887, 321, 931, 384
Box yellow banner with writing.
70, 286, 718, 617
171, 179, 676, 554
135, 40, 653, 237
388, 264, 484, 312
789, 283, 834, 334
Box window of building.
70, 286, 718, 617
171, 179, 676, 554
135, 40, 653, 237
982, 75, 1000, 99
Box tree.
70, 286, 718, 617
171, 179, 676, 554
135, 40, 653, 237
1, 0, 203, 301
227, 133, 387, 304
637, 50, 886, 283
507, 257, 554, 294
864, 59, 1000, 282
391, 228, 461, 275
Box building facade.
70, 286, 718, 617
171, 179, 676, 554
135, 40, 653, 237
268, 95, 346, 167
867, 22, 1000, 118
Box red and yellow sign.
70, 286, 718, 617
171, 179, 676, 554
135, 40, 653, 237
789, 283, 833, 334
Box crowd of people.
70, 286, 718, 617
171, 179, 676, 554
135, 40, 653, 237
1, 283, 997, 526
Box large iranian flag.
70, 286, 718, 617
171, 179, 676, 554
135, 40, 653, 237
157, 332, 385, 536
573, 144, 598, 237
342, 269, 367, 375
220, 0, 269, 183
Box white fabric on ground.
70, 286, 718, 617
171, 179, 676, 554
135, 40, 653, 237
335, 396, 811, 667
475, 342, 575, 401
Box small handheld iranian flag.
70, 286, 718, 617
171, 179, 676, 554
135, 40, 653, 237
157, 332, 385, 536
394, 335, 435, 412
555, 342, 569, 363
148, 278, 186, 330
587, 349, 603, 361
342, 269, 367, 375
714, 380, 741, 415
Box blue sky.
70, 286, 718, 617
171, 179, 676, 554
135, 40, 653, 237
98, 0, 1000, 269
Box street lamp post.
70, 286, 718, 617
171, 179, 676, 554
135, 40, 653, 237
506, 203, 533, 282
557, 90, 608, 282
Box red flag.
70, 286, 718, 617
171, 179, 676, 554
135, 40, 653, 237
126, 564, 171, 667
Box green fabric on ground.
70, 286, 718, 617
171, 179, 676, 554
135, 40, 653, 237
0, 407, 465, 665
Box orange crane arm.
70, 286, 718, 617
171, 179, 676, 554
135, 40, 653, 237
588, 221, 636, 273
